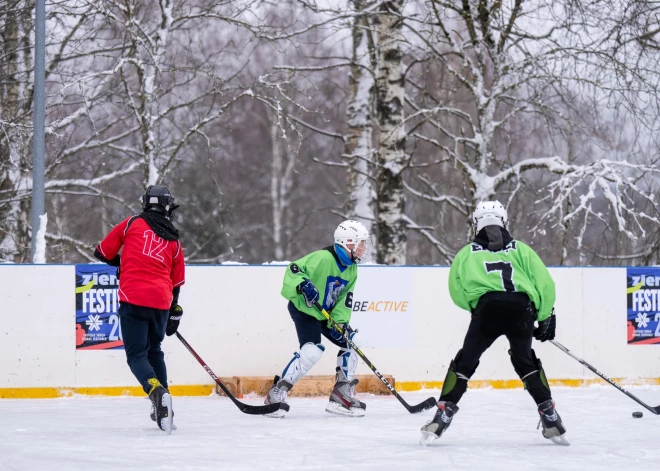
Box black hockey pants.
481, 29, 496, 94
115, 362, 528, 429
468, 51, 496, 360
288, 301, 349, 349
440, 292, 552, 405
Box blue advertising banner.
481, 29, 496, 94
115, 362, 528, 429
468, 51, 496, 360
627, 267, 660, 345
75, 264, 123, 350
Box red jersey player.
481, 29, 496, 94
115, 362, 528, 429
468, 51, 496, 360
94, 185, 185, 434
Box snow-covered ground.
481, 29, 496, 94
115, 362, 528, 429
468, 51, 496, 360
0, 386, 658, 471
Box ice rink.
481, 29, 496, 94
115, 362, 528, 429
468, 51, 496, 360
1, 386, 658, 471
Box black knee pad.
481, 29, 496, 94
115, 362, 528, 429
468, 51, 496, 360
509, 349, 552, 404
440, 350, 479, 404
453, 349, 479, 378
509, 348, 541, 378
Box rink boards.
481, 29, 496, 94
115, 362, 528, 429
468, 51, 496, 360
1, 264, 659, 397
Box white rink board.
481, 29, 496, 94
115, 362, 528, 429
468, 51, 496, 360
1, 264, 659, 389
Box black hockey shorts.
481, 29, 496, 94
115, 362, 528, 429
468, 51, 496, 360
288, 301, 348, 349
455, 292, 538, 377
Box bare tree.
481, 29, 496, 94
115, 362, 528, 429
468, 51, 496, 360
4, 0, 659, 266
401, 0, 660, 262
2, 0, 294, 261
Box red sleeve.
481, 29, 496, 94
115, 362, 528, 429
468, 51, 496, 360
97, 217, 131, 259
171, 241, 185, 287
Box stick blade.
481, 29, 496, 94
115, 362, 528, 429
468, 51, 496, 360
408, 397, 437, 414
239, 401, 290, 416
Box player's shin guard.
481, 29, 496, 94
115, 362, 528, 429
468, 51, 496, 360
438, 350, 478, 404
265, 343, 325, 410
281, 343, 325, 386
326, 347, 365, 416
509, 349, 552, 405
337, 347, 358, 381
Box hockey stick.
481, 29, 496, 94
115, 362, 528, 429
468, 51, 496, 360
314, 302, 437, 414
176, 332, 289, 416
550, 340, 660, 415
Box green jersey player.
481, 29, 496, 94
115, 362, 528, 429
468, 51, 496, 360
420, 201, 568, 446
265, 220, 371, 417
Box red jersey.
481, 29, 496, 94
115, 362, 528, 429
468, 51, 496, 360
97, 216, 185, 310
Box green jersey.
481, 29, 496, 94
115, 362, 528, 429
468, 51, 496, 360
448, 239, 555, 321
281, 246, 357, 324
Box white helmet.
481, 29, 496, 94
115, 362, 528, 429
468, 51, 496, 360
473, 201, 508, 232
334, 220, 371, 264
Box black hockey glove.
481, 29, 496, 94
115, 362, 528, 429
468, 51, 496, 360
297, 278, 319, 308
533, 309, 556, 342
94, 247, 121, 267
166, 305, 183, 337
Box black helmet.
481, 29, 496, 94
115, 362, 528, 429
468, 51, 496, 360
141, 185, 179, 216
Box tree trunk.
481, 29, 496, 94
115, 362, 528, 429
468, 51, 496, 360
374, 0, 406, 265
345, 0, 376, 236
271, 117, 285, 260
0, 0, 32, 262
136, 1, 173, 186
270, 110, 296, 261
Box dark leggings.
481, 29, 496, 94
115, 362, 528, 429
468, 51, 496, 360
119, 302, 169, 394
441, 292, 552, 405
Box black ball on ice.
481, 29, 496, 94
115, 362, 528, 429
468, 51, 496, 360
632, 411, 643, 418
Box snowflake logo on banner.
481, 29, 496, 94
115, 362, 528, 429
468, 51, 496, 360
635, 312, 650, 329
86, 314, 103, 331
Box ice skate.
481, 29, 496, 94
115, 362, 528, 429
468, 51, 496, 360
264, 375, 292, 418
148, 378, 173, 434
537, 399, 569, 446
151, 399, 177, 430
420, 401, 459, 445
325, 369, 366, 417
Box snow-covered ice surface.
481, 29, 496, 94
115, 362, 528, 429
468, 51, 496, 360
1, 387, 659, 471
